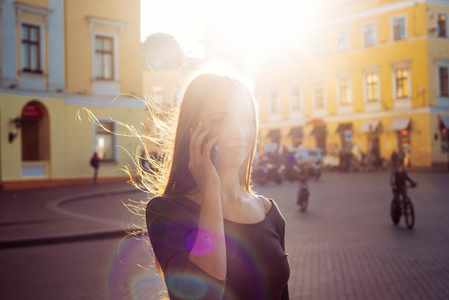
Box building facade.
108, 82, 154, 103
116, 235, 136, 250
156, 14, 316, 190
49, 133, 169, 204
0, 0, 144, 190
255, 0, 449, 168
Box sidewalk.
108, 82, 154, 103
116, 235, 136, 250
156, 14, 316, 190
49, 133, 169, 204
0, 182, 147, 248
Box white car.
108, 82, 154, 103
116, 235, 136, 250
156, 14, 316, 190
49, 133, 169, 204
295, 148, 324, 165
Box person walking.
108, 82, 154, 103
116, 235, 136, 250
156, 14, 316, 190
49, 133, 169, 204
90, 152, 100, 185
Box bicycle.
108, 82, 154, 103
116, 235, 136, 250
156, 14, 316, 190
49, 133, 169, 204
390, 184, 416, 229
297, 180, 309, 212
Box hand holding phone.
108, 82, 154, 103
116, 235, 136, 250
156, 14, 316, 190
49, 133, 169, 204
201, 136, 219, 169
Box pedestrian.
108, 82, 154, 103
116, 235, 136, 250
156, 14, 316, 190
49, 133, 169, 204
90, 152, 99, 185
144, 68, 290, 299
391, 150, 398, 169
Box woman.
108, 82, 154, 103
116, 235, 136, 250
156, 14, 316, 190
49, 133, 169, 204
145, 69, 290, 299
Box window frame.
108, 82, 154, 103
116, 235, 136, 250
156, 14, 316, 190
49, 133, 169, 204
365, 72, 380, 103
363, 21, 377, 47
312, 80, 327, 117
93, 35, 115, 81
20, 22, 44, 74
394, 68, 410, 99
362, 65, 382, 111
391, 15, 407, 41
437, 60, 449, 101
94, 120, 118, 162
390, 60, 412, 109
336, 28, 350, 51
289, 83, 302, 112
337, 74, 352, 107
436, 12, 448, 38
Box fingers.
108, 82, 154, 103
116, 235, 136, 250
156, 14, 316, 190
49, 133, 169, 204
189, 122, 219, 162
202, 136, 219, 158
189, 122, 209, 156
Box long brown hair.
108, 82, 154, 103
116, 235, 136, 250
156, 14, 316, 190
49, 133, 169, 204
162, 71, 259, 196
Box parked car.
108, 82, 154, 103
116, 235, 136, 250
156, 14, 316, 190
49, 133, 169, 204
295, 147, 324, 180
295, 148, 324, 165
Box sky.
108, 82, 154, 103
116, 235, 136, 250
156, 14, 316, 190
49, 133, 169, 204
140, 0, 329, 59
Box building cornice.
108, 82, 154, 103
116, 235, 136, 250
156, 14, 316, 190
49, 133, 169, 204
0, 89, 145, 109
86, 16, 125, 36
258, 105, 449, 129
14, 1, 53, 19
321, 0, 448, 29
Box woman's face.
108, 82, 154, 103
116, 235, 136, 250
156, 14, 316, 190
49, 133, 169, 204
196, 86, 256, 169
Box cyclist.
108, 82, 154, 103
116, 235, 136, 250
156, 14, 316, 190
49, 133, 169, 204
297, 162, 311, 205
390, 162, 417, 203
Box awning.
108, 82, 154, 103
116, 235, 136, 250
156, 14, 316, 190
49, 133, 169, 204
390, 118, 410, 131
440, 115, 449, 129
336, 123, 353, 133
266, 129, 281, 138
310, 125, 326, 136
359, 120, 381, 133
288, 127, 303, 138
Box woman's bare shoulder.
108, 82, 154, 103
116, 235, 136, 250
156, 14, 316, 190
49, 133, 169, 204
254, 194, 273, 211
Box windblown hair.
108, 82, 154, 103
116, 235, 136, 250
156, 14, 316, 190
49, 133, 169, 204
81, 64, 260, 284
139, 65, 259, 200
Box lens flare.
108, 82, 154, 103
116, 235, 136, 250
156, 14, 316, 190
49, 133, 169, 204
184, 228, 216, 256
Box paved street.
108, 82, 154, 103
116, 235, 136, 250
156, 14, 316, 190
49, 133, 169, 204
254, 171, 449, 300
1, 170, 448, 299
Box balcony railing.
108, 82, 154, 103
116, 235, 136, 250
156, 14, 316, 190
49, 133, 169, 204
22, 161, 48, 178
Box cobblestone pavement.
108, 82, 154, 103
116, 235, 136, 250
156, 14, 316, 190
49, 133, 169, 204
254, 171, 449, 300
1, 171, 448, 299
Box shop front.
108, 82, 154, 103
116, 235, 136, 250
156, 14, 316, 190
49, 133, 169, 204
390, 117, 411, 166
335, 123, 353, 152
310, 124, 327, 150
359, 119, 382, 166
288, 126, 303, 147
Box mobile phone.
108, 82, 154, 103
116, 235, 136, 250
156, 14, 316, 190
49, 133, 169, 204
201, 136, 219, 169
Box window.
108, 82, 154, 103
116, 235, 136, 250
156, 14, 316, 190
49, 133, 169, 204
440, 66, 449, 97
392, 16, 406, 41
338, 76, 351, 106
337, 29, 349, 51
21, 24, 42, 74
290, 84, 301, 111
314, 83, 325, 109
270, 89, 280, 114
395, 68, 409, 99
95, 121, 117, 161
437, 13, 447, 38
365, 72, 379, 102
363, 23, 377, 46
94, 36, 114, 80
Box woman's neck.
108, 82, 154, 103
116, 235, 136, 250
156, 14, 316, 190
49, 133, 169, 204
218, 167, 244, 203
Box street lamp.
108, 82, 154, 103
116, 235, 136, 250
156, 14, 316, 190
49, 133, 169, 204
8, 117, 22, 143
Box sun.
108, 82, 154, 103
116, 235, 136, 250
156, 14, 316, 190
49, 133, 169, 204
204, 0, 326, 73
141, 0, 329, 72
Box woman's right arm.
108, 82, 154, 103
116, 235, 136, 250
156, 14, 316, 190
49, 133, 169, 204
146, 201, 226, 299
187, 123, 227, 281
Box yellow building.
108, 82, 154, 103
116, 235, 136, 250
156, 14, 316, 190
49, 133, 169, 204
256, 0, 449, 168
0, 0, 144, 190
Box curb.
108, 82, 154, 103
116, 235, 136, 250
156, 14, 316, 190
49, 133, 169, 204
0, 229, 132, 249
0, 186, 147, 249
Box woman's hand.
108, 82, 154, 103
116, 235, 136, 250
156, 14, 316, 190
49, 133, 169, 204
189, 122, 220, 193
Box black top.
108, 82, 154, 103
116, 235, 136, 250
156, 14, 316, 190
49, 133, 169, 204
390, 170, 417, 187
146, 194, 290, 300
